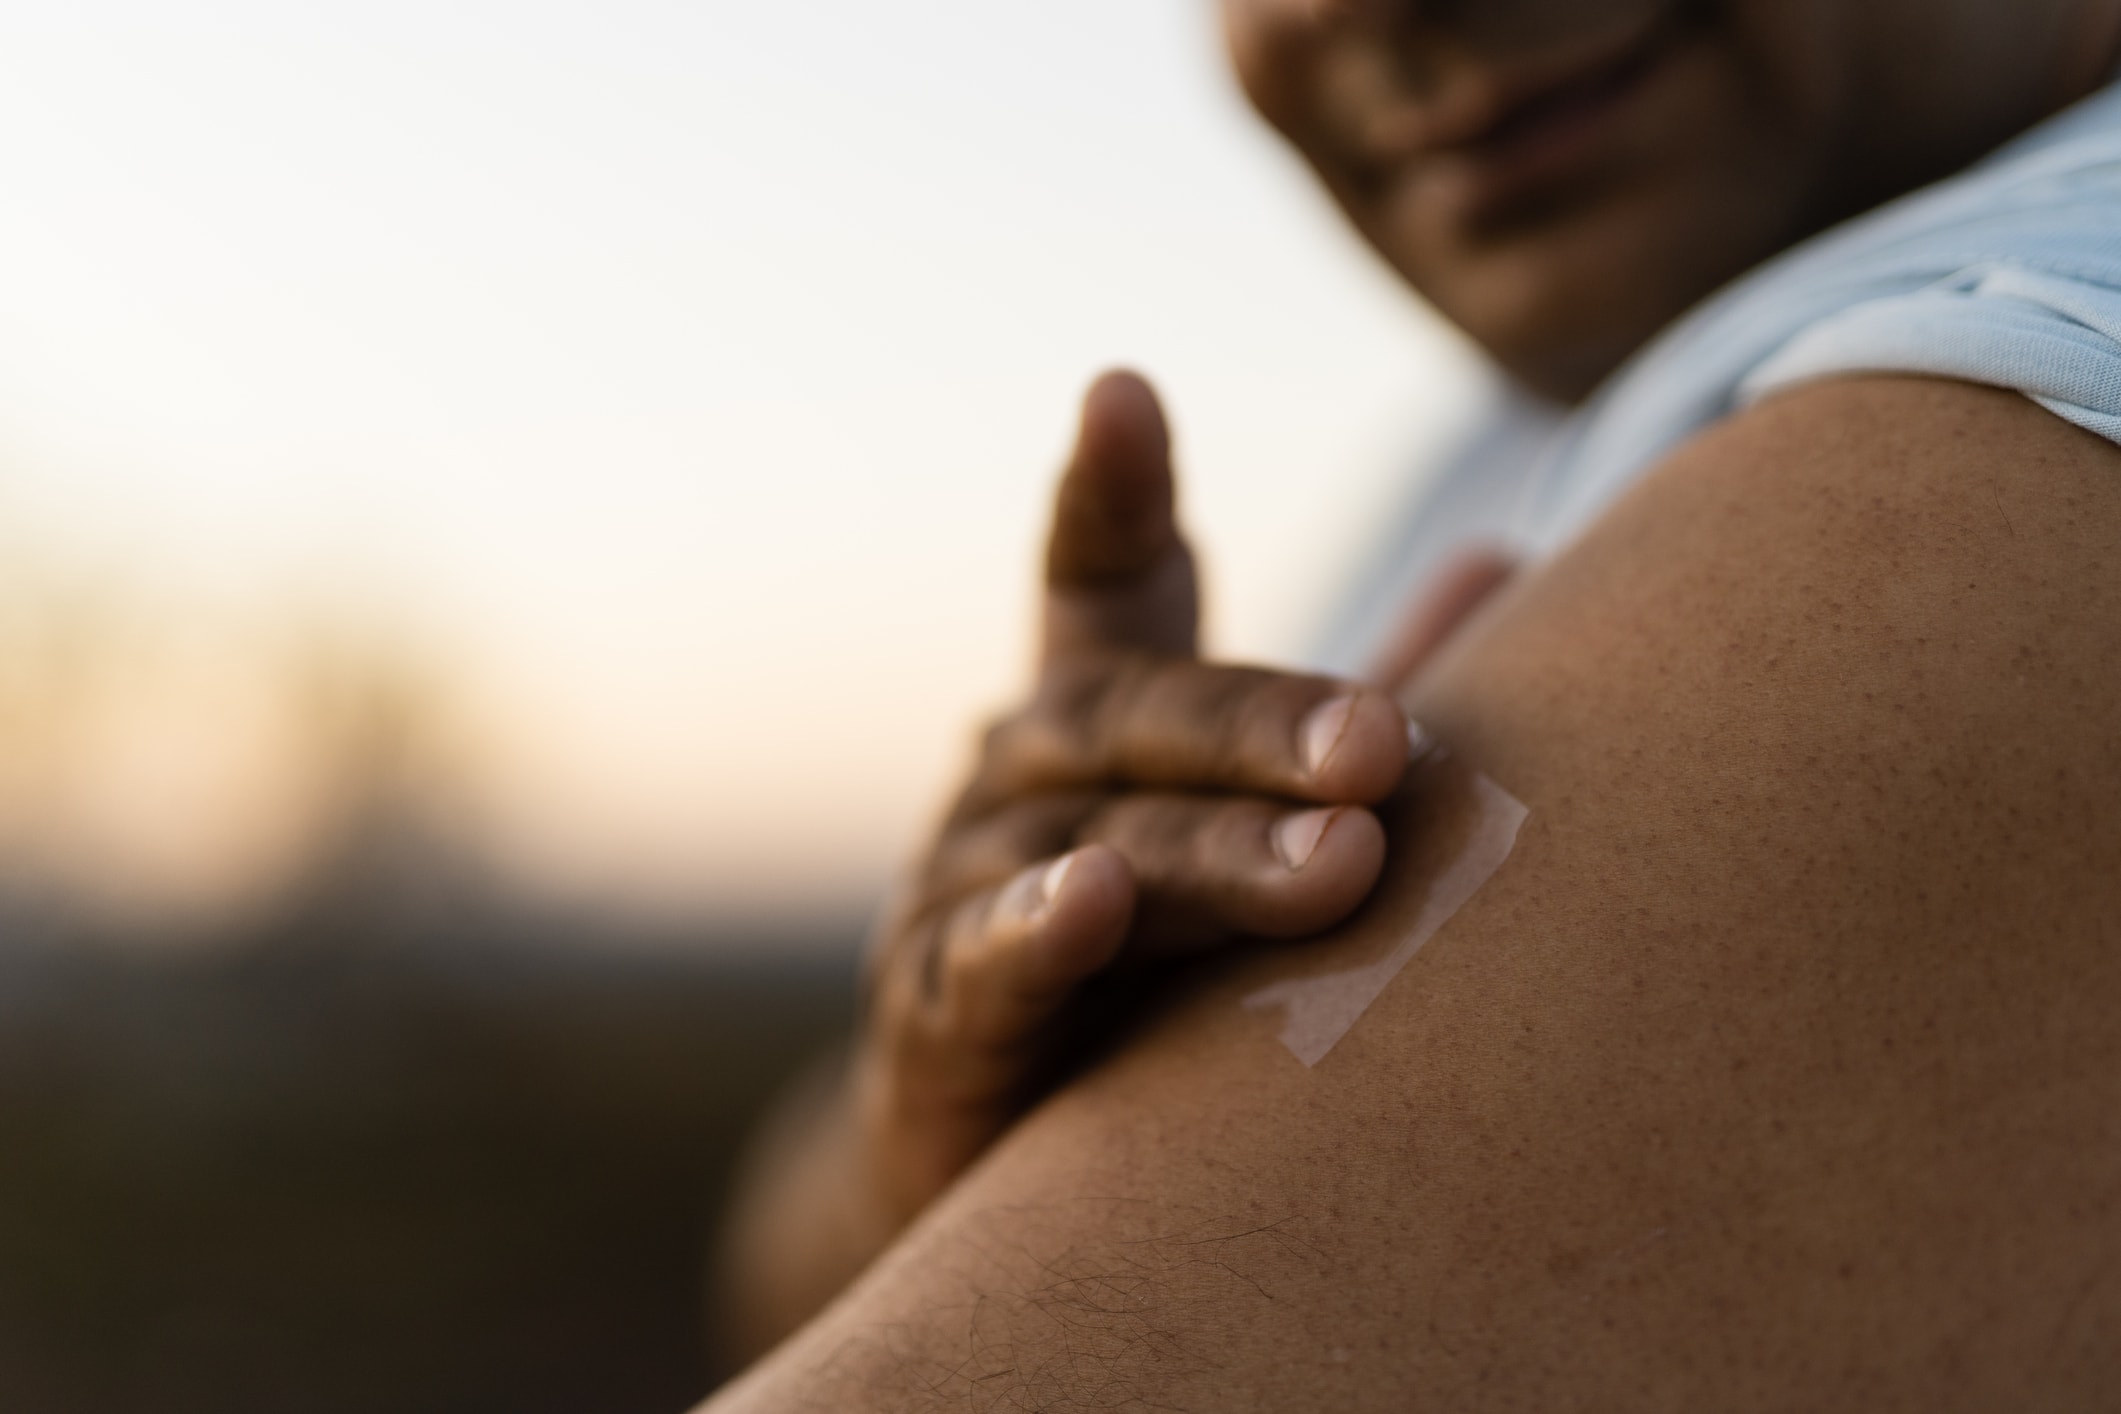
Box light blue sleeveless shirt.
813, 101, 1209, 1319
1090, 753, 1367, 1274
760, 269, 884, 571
1314, 76, 2121, 673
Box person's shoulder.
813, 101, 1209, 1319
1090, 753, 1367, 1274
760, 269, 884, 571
705, 374, 2121, 1412
1489, 372, 2121, 691
1528, 82, 2121, 555
1441, 372, 2121, 845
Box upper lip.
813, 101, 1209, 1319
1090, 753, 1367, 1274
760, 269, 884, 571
1355, 12, 1673, 161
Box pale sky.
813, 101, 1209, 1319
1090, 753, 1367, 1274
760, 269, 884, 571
0, 1, 1490, 932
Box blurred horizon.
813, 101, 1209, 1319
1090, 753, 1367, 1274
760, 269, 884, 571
0, 6, 1497, 1406
0, 0, 1488, 944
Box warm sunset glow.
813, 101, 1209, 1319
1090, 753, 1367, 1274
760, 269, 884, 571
0, 1, 1485, 936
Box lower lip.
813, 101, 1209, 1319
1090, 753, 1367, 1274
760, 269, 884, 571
1417, 35, 1676, 228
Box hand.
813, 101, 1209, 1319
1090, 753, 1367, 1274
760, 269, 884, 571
852, 370, 1413, 1221
717, 371, 1512, 1359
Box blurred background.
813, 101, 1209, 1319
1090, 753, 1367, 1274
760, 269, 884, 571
0, 1, 1485, 1409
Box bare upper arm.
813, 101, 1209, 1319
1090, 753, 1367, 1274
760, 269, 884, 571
708, 377, 2121, 1412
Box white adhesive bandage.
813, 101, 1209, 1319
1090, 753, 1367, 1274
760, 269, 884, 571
1244, 754, 1528, 1067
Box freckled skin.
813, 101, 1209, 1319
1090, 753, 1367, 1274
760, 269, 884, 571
708, 0, 2121, 1399
707, 380, 2121, 1410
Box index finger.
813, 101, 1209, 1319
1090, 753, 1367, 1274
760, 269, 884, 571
1041, 370, 1200, 664
972, 656, 1412, 808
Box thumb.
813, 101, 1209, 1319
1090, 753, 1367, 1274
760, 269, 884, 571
1041, 370, 1200, 664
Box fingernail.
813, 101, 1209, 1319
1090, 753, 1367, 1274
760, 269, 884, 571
1299, 693, 1358, 778
1038, 852, 1075, 910
1273, 807, 1338, 871
1000, 853, 1072, 928
1405, 715, 1437, 762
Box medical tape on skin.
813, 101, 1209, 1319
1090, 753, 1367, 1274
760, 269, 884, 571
1244, 744, 1529, 1068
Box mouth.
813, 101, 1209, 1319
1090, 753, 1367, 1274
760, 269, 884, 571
1352, 9, 1689, 229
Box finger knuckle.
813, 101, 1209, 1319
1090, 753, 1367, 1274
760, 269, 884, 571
1092, 652, 1197, 775
885, 899, 957, 1001
1002, 653, 1146, 787
932, 898, 1004, 1026
1207, 671, 1281, 767
1083, 793, 1188, 866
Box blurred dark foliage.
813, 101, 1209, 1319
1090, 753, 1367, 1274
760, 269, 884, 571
0, 830, 860, 1414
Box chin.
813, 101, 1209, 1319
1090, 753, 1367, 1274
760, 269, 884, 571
1394, 164, 1804, 404
1425, 244, 1686, 404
